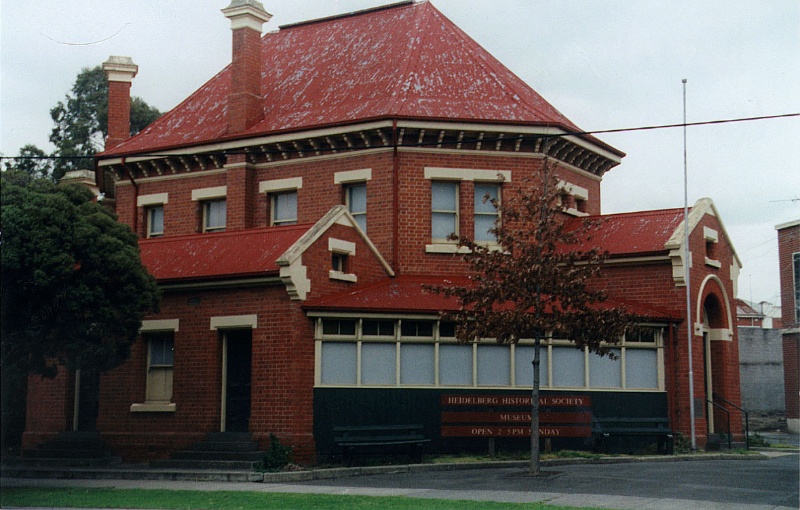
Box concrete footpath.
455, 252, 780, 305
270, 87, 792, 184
2, 450, 798, 510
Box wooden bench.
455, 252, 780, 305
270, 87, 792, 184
592, 417, 674, 454
333, 424, 430, 464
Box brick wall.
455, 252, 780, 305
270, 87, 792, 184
777, 222, 799, 428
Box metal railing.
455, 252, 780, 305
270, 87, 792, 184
713, 393, 750, 450
706, 398, 732, 450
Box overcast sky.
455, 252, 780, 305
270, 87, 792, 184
2, 1, 798, 306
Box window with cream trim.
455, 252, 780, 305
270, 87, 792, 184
474, 183, 500, 242
146, 206, 164, 238
271, 191, 297, 226
431, 181, 459, 242
315, 318, 664, 390
203, 199, 226, 232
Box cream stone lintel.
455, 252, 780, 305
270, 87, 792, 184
424, 167, 511, 182
703, 226, 719, 242
329, 238, 356, 255
140, 319, 179, 332
558, 180, 588, 200
259, 177, 303, 193
192, 186, 227, 201
334, 168, 372, 184
210, 314, 258, 330
137, 193, 169, 207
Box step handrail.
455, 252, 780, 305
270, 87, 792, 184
713, 393, 750, 450
706, 398, 732, 450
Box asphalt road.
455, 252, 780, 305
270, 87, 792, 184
2, 452, 797, 510
288, 452, 799, 509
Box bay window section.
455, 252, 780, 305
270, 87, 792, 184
315, 319, 664, 391
439, 344, 473, 386
320, 342, 357, 385
400, 344, 435, 385
551, 346, 585, 388
361, 343, 396, 385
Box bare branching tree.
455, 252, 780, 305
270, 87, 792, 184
429, 159, 637, 475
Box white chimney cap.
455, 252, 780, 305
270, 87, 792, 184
222, 0, 272, 31
102, 56, 138, 83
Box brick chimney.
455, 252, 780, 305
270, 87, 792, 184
222, 0, 271, 134
102, 56, 138, 149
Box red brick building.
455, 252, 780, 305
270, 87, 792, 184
22, 1, 745, 462
776, 220, 800, 433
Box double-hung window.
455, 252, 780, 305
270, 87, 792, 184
425, 168, 510, 252
474, 183, 500, 242
191, 186, 227, 233
431, 181, 459, 242
145, 332, 175, 403
271, 191, 297, 226
203, 199, 227, 232
260, 177, 302, 226
345, 183, 367, 232
147, 206, 165, 238
137, 193, 168, 238
334, 169, 372, 233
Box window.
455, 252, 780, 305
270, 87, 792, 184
332, 252, 348, 273
363, 319, 395, 337
431, 181, 458, 241
146, 206, 164, 238
558, 180, 589, 217
329, 238, 357, 282
321, 318, 356, 336
704, 227, 721, 267
137, 193, 168, 238
315, 319, 664, 390
271, 191, 297, 226
474, 183, 500, 242
145, 332, 174, 403
203, 199, 226, 232
345, 183, 367, 232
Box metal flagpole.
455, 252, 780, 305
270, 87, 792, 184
683, 78, 697, 450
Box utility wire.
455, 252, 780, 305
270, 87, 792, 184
2, 112, 798, 161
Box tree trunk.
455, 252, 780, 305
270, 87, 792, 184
530, 335, 541, 476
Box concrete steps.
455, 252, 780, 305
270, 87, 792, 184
149, 432, 266, 471
706, 433, 748, 451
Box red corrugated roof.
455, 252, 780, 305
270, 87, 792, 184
101, 1, 598, 156
566, 208, 685, 257
140, 224, 310, 282
304, 274, 679, 320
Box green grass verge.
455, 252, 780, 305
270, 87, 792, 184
0, 487, 601, 510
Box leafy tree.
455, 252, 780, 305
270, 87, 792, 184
0, 175, 160, 378
1, 145, 54, 180
49, 66, 161, 180
429, 160, 636, 476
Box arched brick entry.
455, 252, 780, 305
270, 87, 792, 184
696, 276, 735, 435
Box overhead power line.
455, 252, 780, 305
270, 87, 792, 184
2, 112, 798, 161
